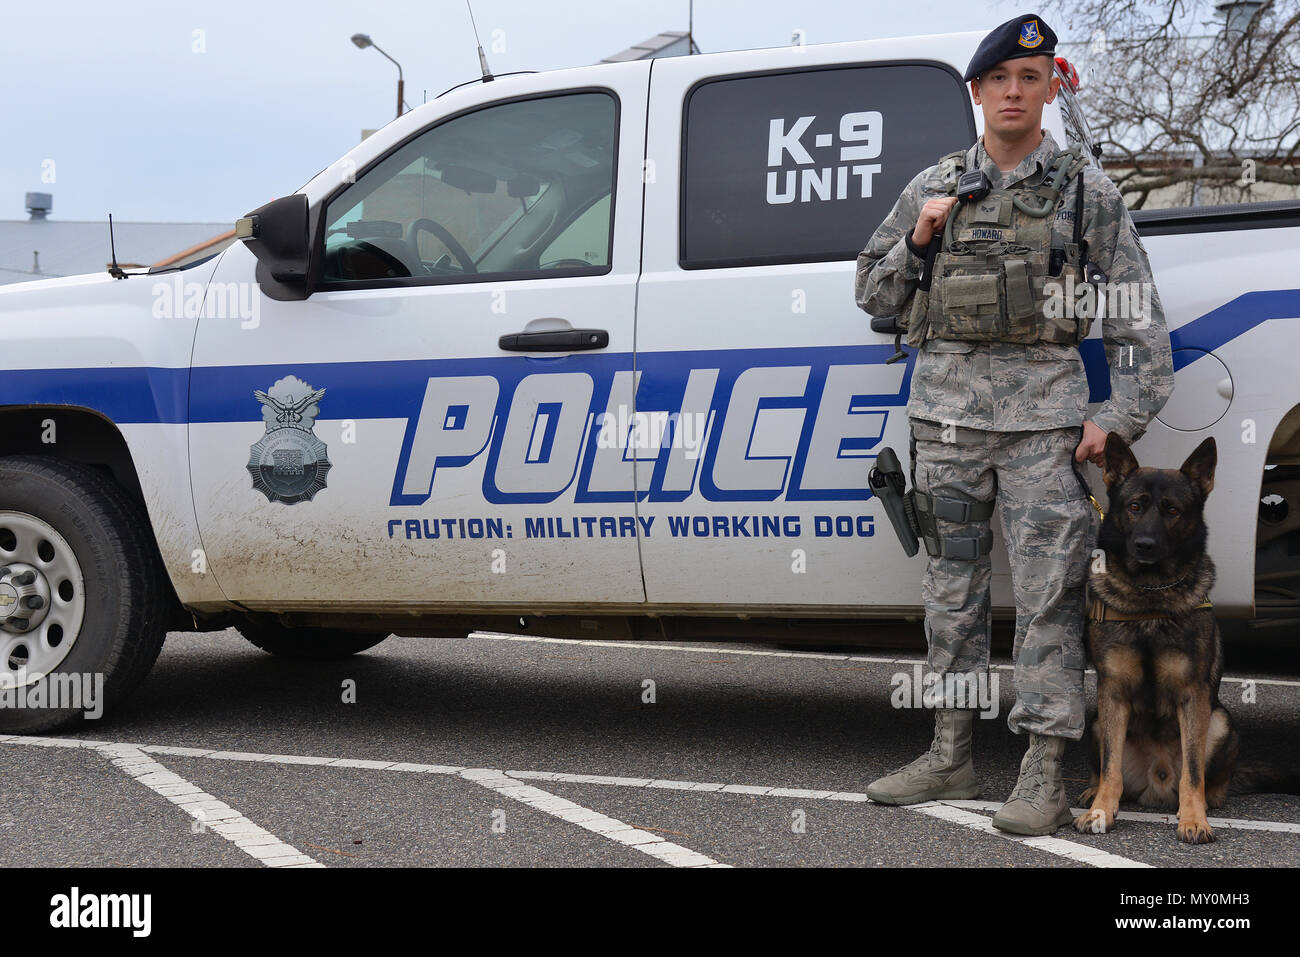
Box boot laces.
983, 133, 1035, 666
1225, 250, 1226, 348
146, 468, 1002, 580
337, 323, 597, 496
888, 715, 951, 775
1009, 738, 1056, 805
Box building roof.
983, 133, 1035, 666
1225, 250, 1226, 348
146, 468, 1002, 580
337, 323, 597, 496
599, 31, 692, 63
0, 219, 233, 285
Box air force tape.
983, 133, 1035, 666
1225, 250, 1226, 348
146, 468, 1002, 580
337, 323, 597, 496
247, 375, 332, 504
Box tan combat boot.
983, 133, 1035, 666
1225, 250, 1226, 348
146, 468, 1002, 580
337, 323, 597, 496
866, 708, 980, 805
991, 733, 1073, 835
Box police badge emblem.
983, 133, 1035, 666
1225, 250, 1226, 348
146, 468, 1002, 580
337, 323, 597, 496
247, 375, 332, 504
1018, 20, 1043, 48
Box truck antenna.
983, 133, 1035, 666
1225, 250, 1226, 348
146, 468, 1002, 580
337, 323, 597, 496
465, 1, 494, 82
107, 213, 126, 279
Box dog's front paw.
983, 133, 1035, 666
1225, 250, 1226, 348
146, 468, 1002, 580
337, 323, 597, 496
1176, 817, 1217, 845
1074, 807, 1114, 834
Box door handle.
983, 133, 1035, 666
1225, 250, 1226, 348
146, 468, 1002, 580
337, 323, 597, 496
498, 328, 609, 352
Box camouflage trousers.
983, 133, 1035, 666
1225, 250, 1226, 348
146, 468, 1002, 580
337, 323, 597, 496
910, 417, 1097, 740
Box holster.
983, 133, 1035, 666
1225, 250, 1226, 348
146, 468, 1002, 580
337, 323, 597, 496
868, 447, 920, 557
874, 424, 997, 561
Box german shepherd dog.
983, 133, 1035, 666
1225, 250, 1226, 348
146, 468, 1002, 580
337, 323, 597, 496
1075, 433, 1299, 844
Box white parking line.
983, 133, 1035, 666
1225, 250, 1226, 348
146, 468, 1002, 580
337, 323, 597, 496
468, 633, 1300, 687
6, 735, 1296, 867
944, 799, 1300, 834
94, 743, 323, 868
461, 769, 725, 868
911, 802, 1151, 868
0, 736, 721, 868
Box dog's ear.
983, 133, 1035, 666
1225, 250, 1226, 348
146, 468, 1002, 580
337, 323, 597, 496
1180, 436, 1217, 499
1103, 432, 1139, 491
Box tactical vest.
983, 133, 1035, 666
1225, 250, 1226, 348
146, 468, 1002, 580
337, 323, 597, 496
913, 146, 1091, 346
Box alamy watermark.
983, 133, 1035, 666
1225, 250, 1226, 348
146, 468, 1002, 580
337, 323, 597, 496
50, 887, 150, 937
594, 406, 708, 459
1043, 275, 1153, 328
152, 276, 259, 329
890, 664, 999, 719
0, 671, 104, 719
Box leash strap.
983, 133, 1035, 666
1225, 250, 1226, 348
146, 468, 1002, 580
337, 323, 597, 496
1088, 599, 1214, 622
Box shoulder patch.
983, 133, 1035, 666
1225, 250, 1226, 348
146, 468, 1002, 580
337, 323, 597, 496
1130, 222, 1146, 248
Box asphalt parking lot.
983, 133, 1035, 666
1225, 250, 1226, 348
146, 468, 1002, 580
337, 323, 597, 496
1, 627, 1297, 868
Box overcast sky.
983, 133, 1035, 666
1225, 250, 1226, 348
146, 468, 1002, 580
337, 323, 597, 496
0, 0, 1050, 223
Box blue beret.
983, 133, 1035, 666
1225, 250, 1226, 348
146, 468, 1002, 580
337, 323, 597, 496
964, 13, 1057, 82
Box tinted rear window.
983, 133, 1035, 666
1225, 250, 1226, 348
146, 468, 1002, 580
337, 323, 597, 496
681, 63, 974, 268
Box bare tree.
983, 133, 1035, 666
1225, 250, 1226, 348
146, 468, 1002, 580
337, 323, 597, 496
1044, 0, 1300, 207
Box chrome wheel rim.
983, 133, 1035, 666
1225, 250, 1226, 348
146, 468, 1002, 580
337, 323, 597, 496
0, 511, 87, 688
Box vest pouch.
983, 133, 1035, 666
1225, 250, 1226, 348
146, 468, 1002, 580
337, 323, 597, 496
936, 270, 1002, 340
903, 285, 931, 348
1002, 259, 1039, 343
1036, 266, 1090, 344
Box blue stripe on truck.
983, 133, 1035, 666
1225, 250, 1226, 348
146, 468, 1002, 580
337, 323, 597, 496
2, 289, 1297, 424
0, 365, 190, 424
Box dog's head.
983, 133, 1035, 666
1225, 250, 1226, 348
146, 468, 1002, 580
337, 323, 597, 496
1099, 433, 1216, 567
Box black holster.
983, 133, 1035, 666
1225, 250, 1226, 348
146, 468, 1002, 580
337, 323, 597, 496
868, 446, 921, 557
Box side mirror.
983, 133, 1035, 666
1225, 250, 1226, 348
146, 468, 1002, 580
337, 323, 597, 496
236, 194, 310, 283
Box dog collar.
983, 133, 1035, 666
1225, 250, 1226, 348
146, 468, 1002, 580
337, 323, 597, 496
1087, 598, 1213, 622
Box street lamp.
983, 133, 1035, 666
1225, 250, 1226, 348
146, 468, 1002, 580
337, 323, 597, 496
351, 33, 405, 120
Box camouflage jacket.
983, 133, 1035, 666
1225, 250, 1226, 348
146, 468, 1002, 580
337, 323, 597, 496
854, 130, 1174, 442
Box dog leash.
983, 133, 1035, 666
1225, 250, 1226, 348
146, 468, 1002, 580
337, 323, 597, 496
1087, 598, 1214, 622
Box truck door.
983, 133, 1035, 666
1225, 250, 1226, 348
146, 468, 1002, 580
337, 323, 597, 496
634, 51, 977, 611
188, 66, 650, 608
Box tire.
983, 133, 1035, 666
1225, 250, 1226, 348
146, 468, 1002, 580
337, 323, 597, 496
238, 621, 389, 660
0, 456, 170, 734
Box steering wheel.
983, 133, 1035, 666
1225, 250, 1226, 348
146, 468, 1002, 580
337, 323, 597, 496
539, 258, 594, 269
324, 240, 415, 281
408, 217, 477, 274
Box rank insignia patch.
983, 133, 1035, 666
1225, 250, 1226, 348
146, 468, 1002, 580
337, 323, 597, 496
247, 375, 332, 504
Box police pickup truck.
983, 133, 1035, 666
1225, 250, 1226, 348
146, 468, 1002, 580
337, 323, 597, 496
3, 31, 1299, 731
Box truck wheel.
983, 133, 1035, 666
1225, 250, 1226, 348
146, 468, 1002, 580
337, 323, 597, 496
238, 621, 389, 660
0, 457, 169, 734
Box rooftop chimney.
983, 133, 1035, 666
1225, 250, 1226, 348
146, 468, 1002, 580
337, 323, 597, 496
25, 192, 52, 221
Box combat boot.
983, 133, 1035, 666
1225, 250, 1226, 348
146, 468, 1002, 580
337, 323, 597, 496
866, 708, 980, 805
991, 733, 1073, 835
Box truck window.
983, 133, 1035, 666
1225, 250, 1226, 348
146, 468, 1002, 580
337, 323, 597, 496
539, 193, 612, 267
680, 63, 974, 269
321, 91, 617, 285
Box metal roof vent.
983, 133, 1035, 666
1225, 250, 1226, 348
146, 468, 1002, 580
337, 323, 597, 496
1215, 1, 1265, 39
25, 192, 53, 221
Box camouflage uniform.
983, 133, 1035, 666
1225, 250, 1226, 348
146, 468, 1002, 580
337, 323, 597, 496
856, 130, 1174, 739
